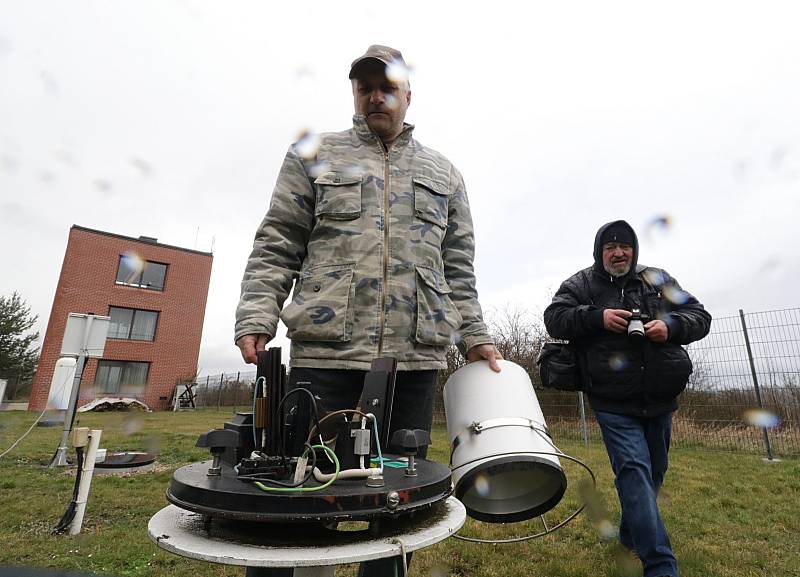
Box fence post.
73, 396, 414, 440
739, 309, 775, 460
217, 374, 224, 410
578, 392, 589, 446
234, 371, 241, 412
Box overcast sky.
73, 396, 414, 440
1, 1, 798, 376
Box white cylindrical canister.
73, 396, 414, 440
444, 360, 567, 523
48, 357, 77, 411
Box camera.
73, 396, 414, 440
627, 308, 649, 339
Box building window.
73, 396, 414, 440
108, 307, 159, 341
115, 256, 167, 291
95, 360, 150, 393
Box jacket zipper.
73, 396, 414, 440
377, 145, 390, 356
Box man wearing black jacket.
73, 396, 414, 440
544, 220, 711, 577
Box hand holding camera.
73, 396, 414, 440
603, 308, 668, 342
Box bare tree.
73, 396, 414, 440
486, 305, 549, 384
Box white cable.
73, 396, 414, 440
0, 368, 74, 460
391, 538, 408, 577
0, 405, 48, 459
310, 414, 384, 483
310, 465, 382, 483
359, 416, 367, 470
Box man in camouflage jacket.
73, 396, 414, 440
235, 44, 500, 577
235, 45, 500, 372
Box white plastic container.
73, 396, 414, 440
443, 360, 567, 522
48, 357, 77, 411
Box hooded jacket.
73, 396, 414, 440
543, 220, 712, 417
235, 116, 493, 370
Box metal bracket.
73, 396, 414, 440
450, 417, 551, 466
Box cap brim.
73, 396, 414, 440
348, 57, 389, 79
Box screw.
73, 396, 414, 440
386, 491, 400, 510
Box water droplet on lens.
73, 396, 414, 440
123, 415, 144, 435
473, 473, 490, 497
94, 178, 113, 192
662, 285, 689, 305
609, 354, 627, 371
598, 519, 617, 540
642, 268, 666, 287
644, 214, 672, 243
295, 130, 321, 160
383, 93, 399, 110
743, 409, 780, 428
308, 161, 331, 178
385, 60, 409, 84
120, 251, 145, 282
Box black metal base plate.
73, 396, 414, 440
167, 456, 452, 523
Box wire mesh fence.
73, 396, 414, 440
0, 374, 34, 402
190, 308, 800, 457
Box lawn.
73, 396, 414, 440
1, 409, 798, 577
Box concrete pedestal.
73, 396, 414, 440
148, 497, 465, 577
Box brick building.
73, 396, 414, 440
29, 225, 213, 411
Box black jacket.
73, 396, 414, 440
543, 220, 712, 417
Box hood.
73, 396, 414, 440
592, 219, 639, 280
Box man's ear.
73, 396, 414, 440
406, 90, 412, 106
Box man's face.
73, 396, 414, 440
352, 69, 410, 144
602, 242, 634, 277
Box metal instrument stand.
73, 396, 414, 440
148, 497, 466, 577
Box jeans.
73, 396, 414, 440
250, 368, 437, 577
594, 410, 678, 577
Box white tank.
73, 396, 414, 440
48, 357, 77, 410
444, 360, 566, 522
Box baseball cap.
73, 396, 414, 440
349, 44, 406, 78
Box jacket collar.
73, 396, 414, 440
352, 115, 415, 150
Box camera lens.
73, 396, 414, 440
628, 318, 645, 339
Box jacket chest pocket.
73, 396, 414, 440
314, 173, 363, 220
413, 177, 449, 229
415, 265, 462, 347
279, 262, 356, 342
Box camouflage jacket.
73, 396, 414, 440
235, 115, 493, 370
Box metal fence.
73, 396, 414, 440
0, 374, 34, 401
192, 308, 800, 457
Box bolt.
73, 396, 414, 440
386, 491, 400, 510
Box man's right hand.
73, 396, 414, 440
236, 333, 270, 364
603, 309, 632, 333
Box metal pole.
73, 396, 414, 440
217, 374, 223, 410
578, 392, 589, 446
51, 354, 86, 467
739, 309, 774, 460
52, 315, 96, 467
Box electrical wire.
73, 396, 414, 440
254, 444, 340, 493
237, 442, 318, 488
0, 405, 48, 459
305, 409, 369, 443
252, 376, 265, 447
390, 538, 408, 577
0, 368, 74, 460
51, 446, 85, 534
275, 386, 323, 456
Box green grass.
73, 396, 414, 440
1, 409, 798, 576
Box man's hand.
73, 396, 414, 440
236, 333, 270, 364
644, 319, 669, 343
466, 344, 503, 373
603, 309, 632, 333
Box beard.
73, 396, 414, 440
604, 261, 631, 278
